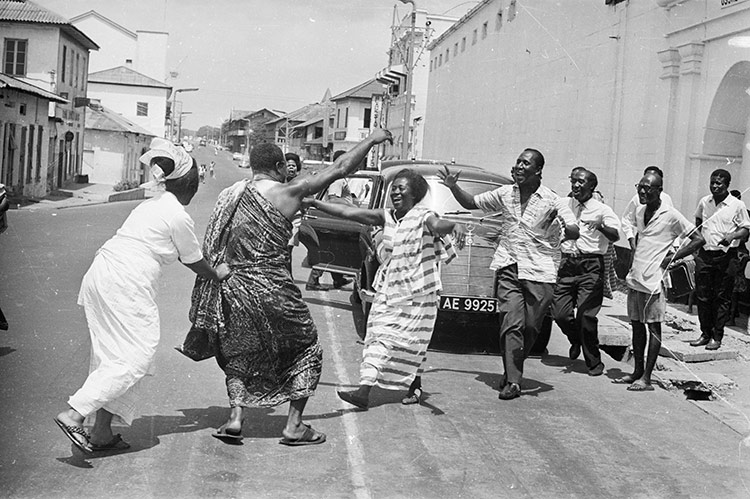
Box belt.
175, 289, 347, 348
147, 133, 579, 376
561, 253, 604, 259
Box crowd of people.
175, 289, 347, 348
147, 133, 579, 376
53, 135, 750, 452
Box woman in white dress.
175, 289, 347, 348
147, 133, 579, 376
54, 138, 231, 454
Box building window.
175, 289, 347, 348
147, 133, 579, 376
482, 21, 488, 39
75, 52, 80, 88
136, 102, 148, 116
336, 108, 341, 128
4, 39, 27, 76
19, 103, 26, 116
439, 54, 442, 66
472, 29, 478, 45
363, 108, 371, 128
62, 46, 67, 83
496, 10, 503, 30
445, 48, 449, 62
461, 37, 466, 52
125, 58, 132, 64
454, 42, 459, 56
344, 107, 349, 128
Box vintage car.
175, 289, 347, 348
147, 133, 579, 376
302, 160, 512, 353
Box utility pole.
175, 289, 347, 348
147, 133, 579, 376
399, 0, 416, 160
169, 88, 199, 142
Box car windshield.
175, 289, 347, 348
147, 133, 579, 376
385, 177, 503, 216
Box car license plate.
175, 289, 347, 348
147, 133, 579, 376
439, 295, 498, 314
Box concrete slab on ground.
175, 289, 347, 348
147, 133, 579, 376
660, 338, 739, 362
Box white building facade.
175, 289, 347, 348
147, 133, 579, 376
423, 0, 750, 221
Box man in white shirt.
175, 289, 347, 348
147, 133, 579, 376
439, 148, 579, 400
552, 169, 621, 376
621, 166, 673, 255
690, 169, 750, 350
621, 172, 704, 391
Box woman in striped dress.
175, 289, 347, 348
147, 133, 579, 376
308, 169, 467, 409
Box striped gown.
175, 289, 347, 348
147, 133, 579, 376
360, 205, 455, 389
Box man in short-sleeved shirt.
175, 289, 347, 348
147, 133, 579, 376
690, 169, 750, 350
621, 172, 703, 392
439, 148, 579, 400
552, 169, 620, 376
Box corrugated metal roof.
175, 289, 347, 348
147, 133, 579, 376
0, 0, 69, 24
0, 0, 100, 50
266, 102, 326, 125
0, 72, 68, 103
88, 66, 169, 88
331, 79, 384, 101
85, 103, 155, 135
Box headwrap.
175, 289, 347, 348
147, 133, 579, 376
139, 137, 194, 187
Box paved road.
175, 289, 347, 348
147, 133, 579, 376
0, 149, 748, 498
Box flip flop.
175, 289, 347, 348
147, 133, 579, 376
279, 424, 326, 446
53, 417, 92, 454
627, 381, 655, 392
90, 434, 130, 451
212, 427, 244, 443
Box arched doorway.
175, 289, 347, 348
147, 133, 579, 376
701, 61, 750, 191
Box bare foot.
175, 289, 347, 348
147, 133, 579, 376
627, 379, 655, 392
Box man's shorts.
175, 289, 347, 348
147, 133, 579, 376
627, 288, 665, 324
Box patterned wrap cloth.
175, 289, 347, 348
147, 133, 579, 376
188, 180, 322, 408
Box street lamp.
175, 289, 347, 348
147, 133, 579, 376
169, 87, 198, 141
398, 0, 416, 160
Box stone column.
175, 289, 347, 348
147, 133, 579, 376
657, 47, 681, 185
671, 41, 705, 213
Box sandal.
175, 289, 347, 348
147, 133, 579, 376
54, 417, 92, 454
401, 387, 423, 405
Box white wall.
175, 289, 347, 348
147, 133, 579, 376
87, 83, 168, 137
72, 16, 136, 74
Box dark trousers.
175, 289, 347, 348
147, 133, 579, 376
495, 264, 555, 384
551, 254, 605, 369
695, 248, 737, 341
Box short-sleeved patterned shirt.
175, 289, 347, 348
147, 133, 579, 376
474, 184, 574, 283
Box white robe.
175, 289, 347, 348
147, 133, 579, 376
68, 192, 202, 425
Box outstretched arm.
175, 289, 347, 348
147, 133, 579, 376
437, 166, 477, 210
425, 214, 466, 250
310, 199, 385, 226
287, 129, 392, 199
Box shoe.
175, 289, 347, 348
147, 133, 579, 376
332, 278, 352, 289
305, 282, 325, 291
401, 387, 423, 405
705, 339, 721, 350
689, 335, 710, 347
498, 382, 521, 400
588, 363, 605, 376
337, 390, 368, 409
569, 343, 581, 360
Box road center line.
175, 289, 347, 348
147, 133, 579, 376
322, 304, 370, 499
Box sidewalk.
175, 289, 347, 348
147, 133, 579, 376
599, 290, 750, 436
19, 183, 146, 210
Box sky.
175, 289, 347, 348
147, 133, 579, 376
34, 0, 477, 129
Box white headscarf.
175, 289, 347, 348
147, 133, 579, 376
139, 137, 194, 188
